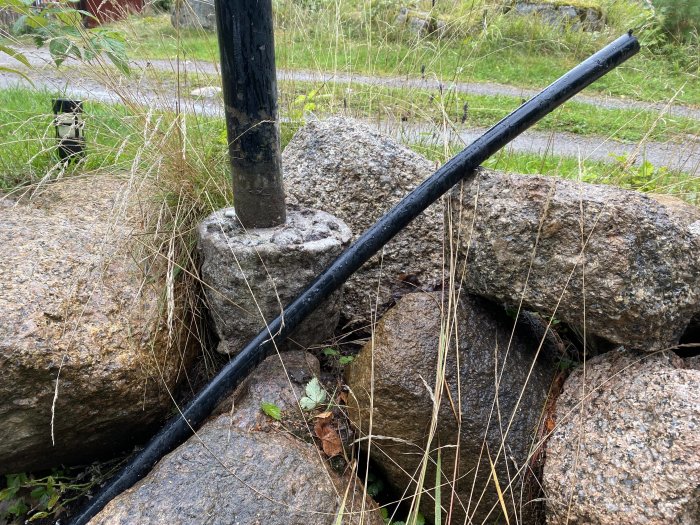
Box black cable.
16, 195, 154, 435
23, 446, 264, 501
68, 32, 639, 525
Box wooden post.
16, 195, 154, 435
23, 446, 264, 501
215, 0, 286, 228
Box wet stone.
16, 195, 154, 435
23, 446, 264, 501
198, 205, 352, 354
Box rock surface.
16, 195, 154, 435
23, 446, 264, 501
282, 117, 443, 327
198, 205, 352, 354
394, 7, 447, 38
513, 2, 603, 31
0, 176, 194, 474
171, 0, 216, 31
544, 348, 700, 525
90, 352, 383, 525
345, 291, 557, 524
449, 170, 700, 352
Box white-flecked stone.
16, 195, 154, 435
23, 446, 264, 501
282, 117, 444, 328
449, 170, 700, 352
544, 348, 700, 524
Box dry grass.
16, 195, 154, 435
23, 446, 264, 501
0, 0, 697, 523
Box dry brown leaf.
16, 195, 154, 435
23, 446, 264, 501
314, 418, 343, 457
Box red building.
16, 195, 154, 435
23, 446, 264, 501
79, 0, 143, 27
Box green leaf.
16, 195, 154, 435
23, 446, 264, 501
12, 14, 28, 34
299, 396, 318, 411
1, 0, 33, 8
47, 490, 61, 509
48, 36, 70, 67
0, 44, 31, 67
305, 377, 326, 402
105, 50, 130, 75
25, 13, 49, 28
414, 512, 425, 525
0, 487, 13, 502
366, 475, 384, 498
322, 347, 339, 357
55, 9, 81, 27
260, 402, 281, 421
7, 473, 27, 490
0, 65, 34, 85
30, 486, 46, 500
338, 355, 354, 366
299, 377, 326, 410
28, 511, 50, 521
96, 34, 130, 74
7, 498, 28, 516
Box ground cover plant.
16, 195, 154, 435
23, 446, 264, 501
0, 0, 698, 522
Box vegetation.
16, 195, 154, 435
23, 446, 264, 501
0, 0, 698, 522
105, 1, 700, 105
651, 0, 700, 39
0, 461, 123, 523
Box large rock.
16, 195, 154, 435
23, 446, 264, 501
171, 0, 216, 30
90, 352, 384, 525
513, 2, 604, 31
394, 7, 447, 38
449, 170, 700, 352
345, 292, 557, 524
198, 205, 352, 354
544, 348, 700, 524
282, 117, 443, 327
0, 177, 195, 474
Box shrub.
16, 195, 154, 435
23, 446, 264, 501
652, 0, 700, 38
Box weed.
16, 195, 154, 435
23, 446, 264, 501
0, 460, 123, 523
261, 401, 283, 421
0, 1, 697, 524
323, 347, 356, 366
299, 377, 328, 411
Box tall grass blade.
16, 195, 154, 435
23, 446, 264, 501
488, 450, 510, 525
435, 448, 442, 525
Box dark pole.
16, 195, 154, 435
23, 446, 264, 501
215, 0, 286, 228
67, 33, 639, 525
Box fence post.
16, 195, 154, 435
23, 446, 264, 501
215, 0, 286, 228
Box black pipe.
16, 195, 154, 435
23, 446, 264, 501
68, 32, 638, 524
215, 0, 286, 228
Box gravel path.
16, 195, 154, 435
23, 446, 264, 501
141, 57, 700, 122
1, 48, 698, 173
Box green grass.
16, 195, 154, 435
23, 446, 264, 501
1, 85, 696, 205
132, 65, 699, 144
0, 87, 230, 198
108, 10, 700, 107
408, 141, 700, 204
0, 87, 135, 190
277, 80, 700, 143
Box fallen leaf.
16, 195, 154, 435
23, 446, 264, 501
261, 402, 282, 421
316, 411, 333, 420
314, 418, 343, 457
545, 415, 556, 433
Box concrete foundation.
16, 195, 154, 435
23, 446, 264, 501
198, 206, 352, 355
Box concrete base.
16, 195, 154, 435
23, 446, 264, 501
197, 206, 352, 355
